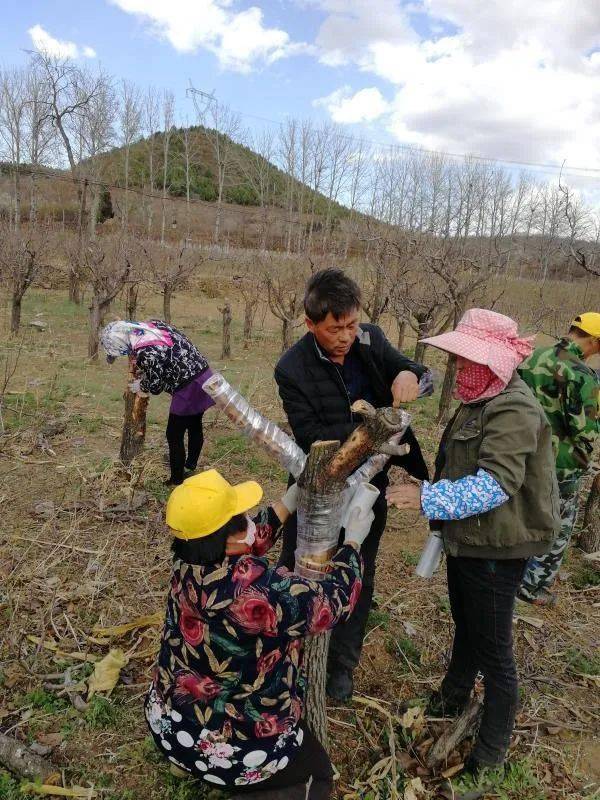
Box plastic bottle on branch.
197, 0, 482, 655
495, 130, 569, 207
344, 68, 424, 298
203, 373, 306, 478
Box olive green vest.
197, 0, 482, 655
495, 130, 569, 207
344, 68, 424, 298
437, 375, 560, 559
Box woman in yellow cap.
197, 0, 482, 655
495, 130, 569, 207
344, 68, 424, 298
144, 469, 372, 798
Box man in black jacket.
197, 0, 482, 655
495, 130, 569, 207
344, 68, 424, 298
275, 268, 430, 700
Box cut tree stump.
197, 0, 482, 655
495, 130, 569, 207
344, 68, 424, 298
119, 356, 149, 466
426, 695, 484, 771
0, 732, 60, 783
580, 472, 600, 554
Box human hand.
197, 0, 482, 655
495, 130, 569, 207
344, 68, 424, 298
344, 507, 375, 549
392, 371, 419, 405
386, 482, 422, 511
128, 378, 142, 394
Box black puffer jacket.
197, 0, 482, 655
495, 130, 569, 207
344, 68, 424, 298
274, 324, 429, 481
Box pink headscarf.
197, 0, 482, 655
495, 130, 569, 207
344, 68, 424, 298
421, 308, 534, 403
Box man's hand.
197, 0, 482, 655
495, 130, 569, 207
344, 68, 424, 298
128, 378, 142, 394
391, 370, 419, 405
386, 482, 422, 511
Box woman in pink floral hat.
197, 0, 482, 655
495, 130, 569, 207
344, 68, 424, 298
145, 469, 372, 799
386, 309, 560, 780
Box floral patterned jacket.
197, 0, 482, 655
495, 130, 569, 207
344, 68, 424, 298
145, 507, 363, 787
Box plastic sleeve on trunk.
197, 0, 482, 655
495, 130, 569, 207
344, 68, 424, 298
202, 373, 307, 478
295, 485, 344, 579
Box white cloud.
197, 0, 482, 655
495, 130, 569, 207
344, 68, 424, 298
28, 24, 97, 59
315, 86, 389, 123
308, 0, 600, 168
109, 0, 298, 73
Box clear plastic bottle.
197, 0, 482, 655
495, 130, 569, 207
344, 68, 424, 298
415, 531, 444, 578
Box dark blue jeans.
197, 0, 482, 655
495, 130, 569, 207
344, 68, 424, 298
441, 555, 527, 765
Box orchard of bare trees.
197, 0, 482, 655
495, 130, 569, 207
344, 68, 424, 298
1, 49, 599, 410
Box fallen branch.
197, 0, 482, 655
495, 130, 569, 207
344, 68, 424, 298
426, 694, 484, 771
0, 732, 59, 783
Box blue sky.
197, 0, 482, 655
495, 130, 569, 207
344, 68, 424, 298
2, 0, 600, 185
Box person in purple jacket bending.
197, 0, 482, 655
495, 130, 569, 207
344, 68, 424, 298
101, 319, 213, 485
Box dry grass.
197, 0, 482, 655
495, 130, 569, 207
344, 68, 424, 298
0, 283, 598, 800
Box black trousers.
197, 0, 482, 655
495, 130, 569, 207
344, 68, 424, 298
166, 412, 204, 485
441, 555, 527, 765
279, 491, 388, 673
230, 725, 333, 799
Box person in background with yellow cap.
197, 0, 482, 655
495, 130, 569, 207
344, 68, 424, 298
518, 313, 600, 606
144, 469, 372, 799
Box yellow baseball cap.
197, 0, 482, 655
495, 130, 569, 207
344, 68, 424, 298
166, 469, 263, 540
572, 313, 600, 338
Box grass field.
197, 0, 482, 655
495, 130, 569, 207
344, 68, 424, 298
0, 283, 599, 800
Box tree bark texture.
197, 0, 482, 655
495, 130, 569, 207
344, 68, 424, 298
10, 296, 22, 335
580, 472, 600, 553
163, 285, 172, 324
282, 318, 292, 353
437, 354, 457, 424
243, 299, 257, 350
221, 303, 232, 359
126, 283, 139, 320
426, 694, 484, 770
120, 356, 149, 466
0, 731, 59, 783
88, 300, 103, 360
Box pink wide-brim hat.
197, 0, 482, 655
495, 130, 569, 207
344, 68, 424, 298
420, 308, 535, 384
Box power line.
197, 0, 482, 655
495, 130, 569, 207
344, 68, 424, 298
194, 100, 600, 180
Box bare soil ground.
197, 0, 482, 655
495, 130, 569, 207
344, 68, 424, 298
0, 287, 598, 800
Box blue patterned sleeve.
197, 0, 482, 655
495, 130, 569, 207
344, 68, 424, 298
421, 468, 509, 521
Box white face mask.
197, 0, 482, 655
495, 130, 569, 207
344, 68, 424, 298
240, 515, 256, 547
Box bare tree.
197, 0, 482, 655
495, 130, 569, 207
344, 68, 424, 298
233, 260, 264, 349
219, 301, 232, 358
240, 128, 275, 251
0, 67, 27, 230
23, 63, 55, 227
146, 242, 203, 323
190, 90, 240, 244
118, 80, 142, 229
263, 257, 309, 351
143, 86, 161, 236
159, 90, 175, 245
83, 237, 131, 360
278, 118, 298, 253
75, 74, 116, 240
0, 226, 48, 334
32, 52, 110, 301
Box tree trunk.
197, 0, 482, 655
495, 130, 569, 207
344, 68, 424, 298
10, 294, 22, 335
397, 319, 406, 350
282, 318, 292, 353
126, 283, 139, 320
30, 172, 37, 227
580, 473, 600, 553
13, 166, 21, 231
88, 298, 103, 360
437, 354, 457, 424
120, 356, 149, 466
243, 299, 255, 350
221, 303, 232, 359
68, 266, 81, 305
163, 285, 172, 324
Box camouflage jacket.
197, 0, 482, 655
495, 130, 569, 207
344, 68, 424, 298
518, 339, 600, 482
